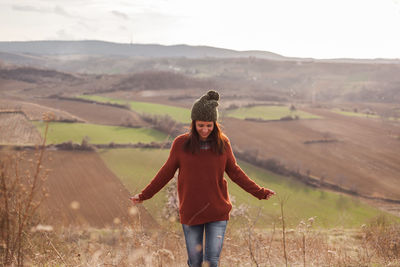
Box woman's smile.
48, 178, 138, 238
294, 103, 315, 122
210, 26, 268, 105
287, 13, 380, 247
195, 120, 214, 140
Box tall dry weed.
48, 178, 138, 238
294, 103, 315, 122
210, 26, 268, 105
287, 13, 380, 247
0, 112, 54, 266
6, 207, 399, 266
363, 215, 400, 264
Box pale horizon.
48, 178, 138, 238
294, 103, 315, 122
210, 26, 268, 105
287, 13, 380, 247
1, 0, 400, 60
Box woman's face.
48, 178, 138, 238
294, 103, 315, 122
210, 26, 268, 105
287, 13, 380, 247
195, 120, 214, 140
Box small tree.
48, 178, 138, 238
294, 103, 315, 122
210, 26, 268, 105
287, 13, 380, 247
290, 104, 296, 113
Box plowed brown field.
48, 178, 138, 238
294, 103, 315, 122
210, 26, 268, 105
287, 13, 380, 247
221, 108, 400, 200
1, 149, 157, 228
34, 98, 148, 126
43, 150, 158, 227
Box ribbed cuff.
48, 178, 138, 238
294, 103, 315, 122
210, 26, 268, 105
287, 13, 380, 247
261, 188, 273, 199
138, 193, 147, 201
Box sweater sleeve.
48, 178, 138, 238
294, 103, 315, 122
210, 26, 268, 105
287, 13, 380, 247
138, 138, 180, 201
224, 139, 270, 200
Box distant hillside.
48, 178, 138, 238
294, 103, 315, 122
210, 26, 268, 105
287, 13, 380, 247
0, 65, 80, 84
1, 41, 400, 103
0, 40, 286, 60
112, 70, 216, 91
0, 52, 47, 66
1, 57, 400, 103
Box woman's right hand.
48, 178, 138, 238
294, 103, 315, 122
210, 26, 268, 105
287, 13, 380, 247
130, 194, 142, 204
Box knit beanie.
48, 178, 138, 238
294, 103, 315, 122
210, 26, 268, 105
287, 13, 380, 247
191, 90, 219, 122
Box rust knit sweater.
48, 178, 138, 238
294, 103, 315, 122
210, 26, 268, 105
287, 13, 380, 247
138, 133, 271, 225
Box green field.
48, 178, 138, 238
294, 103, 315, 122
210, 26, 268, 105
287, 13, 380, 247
224, 105, 321, 121
99, 148, 171, 224
34, 122, 169, 144
78, 95, 191, 124
77, 94, 128, 106
99, 148, 392, 229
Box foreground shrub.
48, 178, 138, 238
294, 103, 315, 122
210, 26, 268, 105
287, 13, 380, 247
0, 113, 53, 266
363, 216, 400, 263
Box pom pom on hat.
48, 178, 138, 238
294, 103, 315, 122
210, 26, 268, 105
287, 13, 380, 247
205, 90, 219, 101
191, 90, 220, 122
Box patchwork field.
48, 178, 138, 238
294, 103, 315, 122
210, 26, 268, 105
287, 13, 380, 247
33, 121, 170, 144
78, 95, 191, 124
98, 148, 391, 228
98, 148, 171, 225
1, 68, 400, 227
0, 149, 158, 228
221, 107, 400, 203
3, 90, 399, 223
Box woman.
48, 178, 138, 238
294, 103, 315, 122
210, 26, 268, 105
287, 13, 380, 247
130, 90, 275, 267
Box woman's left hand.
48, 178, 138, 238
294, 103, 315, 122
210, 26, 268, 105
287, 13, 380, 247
265, 189, 276, 200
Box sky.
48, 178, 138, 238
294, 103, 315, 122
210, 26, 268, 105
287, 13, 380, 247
1, 0, 400, 59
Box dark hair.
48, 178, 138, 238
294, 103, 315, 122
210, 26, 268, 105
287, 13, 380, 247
184, 120, 226, 154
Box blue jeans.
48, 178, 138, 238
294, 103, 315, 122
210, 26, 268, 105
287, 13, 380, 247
182, 220, 228, 267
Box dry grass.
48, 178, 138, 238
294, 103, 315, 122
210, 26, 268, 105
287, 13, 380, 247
23, 223, 187, 266
222, 218, 400, 267
0, 112, 53, 266
363, 215, 400, 265
7, 214, 398, 267
0, 113, 42, 145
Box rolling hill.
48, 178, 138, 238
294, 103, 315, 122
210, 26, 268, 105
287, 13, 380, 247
0, 40, 286, 59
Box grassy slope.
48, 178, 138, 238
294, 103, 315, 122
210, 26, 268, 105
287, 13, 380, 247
78, 95, 191, 124
232, 161, 385, 228
34, 122, 169, 144
99, 148, 392, 229
224, 105, 321, 120
98, 148, 171, 225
